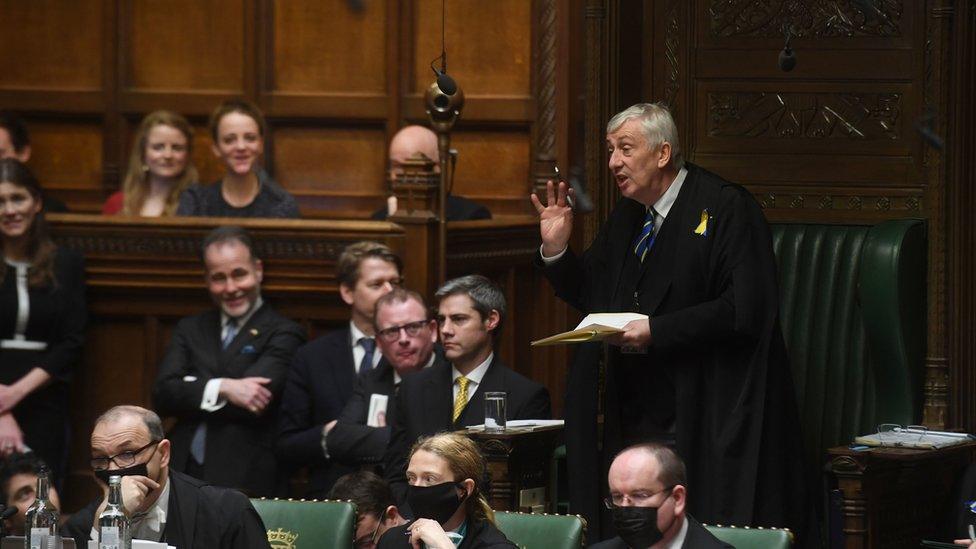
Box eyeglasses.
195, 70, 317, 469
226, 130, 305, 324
353, 516, 383, 548
603, 485, 674, 509
376, 320, 431, 342
90, 440, 160, 471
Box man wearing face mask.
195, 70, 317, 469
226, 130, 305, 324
74, 405, 270, 548
591, 443, 731, 549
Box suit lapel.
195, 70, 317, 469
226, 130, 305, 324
165, 472, 194, 548
458, 357, 503, 427
424, 361, 454, 432
332, 327, 357, 400
609, 200, 648, 311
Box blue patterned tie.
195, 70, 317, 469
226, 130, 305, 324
359, 337, 376, 372
633, 207, 656, 263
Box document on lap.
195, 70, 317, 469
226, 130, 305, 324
530, 312, 648, 346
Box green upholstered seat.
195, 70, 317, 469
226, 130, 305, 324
771, 219, 926, 471
705, 524, 794, 548
495, 511, 586, 549
251, 498, 356, 549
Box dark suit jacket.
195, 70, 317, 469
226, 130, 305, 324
541, 163, 812, 542
326, 351, 448, 468
383, 355, 551, 503
378, 519, 516, 549
371, 194, 492, 221
588, 516, 732, 548
152, 303, 305, 496
275, 327, 360, 497
66, 470, 270, 549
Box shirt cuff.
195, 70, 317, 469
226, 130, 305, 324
321, 425, 330, 459
200, 378, 228, 412
539, 244, 568, 265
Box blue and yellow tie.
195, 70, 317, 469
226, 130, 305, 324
633, 208, 656, 262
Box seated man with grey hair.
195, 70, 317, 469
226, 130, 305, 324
72, 405, 270, 549
383, 274, 551, 504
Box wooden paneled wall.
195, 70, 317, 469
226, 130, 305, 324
584, 0, 955, 428
0, 0, 566, 219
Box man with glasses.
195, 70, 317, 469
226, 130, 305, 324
75, 405, 270, 548
324, 289, 441, 474
329, 470, 408, 549
592, 443, 731, 549
152, 226, 305, 497
277, 241, 404, 497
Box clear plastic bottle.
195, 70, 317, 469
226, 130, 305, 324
98, 475, 131, 549
23, 467, 59, 549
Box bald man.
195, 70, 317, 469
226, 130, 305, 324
372, 125, 491, 221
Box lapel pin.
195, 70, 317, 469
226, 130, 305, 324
694, 209, 709, 236
250, 328, 259, 336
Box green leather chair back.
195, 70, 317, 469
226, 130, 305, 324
495, 511, 586, 549
771, 220, 926, 470
705, 524, 793, 548
251, 498, 356, 549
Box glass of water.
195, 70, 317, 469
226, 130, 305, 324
484, 392, 507, 432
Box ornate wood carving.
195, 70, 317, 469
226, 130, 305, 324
583, 0, 609, 245
708, 0, 904, 38
756, 190, 923, 216
532, 0, 559, 196
707, 92, 902, 140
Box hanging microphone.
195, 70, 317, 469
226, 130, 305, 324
778, 26, 796, 72
435, 70, 457, 96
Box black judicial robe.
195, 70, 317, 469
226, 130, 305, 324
540, 163, 811, 541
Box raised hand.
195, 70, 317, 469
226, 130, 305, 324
0, 413, 24, 457
530, 180, 576, 257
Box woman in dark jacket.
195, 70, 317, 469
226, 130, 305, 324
0, 159, 85, 488
378, 432, 516, 549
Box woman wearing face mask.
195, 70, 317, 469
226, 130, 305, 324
177, 99, 300, 218
102, 110, 198, 216
377, 432, 516, 549
0, 159, 86, 490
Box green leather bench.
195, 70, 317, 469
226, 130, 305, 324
495, 511, 586, 548
251, 497, 357, 549
705, 524, 794, 548
772, 219, 926, 474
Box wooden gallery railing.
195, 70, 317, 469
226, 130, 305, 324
48, 214, 572, 510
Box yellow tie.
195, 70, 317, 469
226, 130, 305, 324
453, 376, 470, 423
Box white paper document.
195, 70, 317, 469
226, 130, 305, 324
367, 393, 389, 427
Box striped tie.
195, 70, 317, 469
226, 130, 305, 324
453, 376, 470, 423
633, 207, 656, 262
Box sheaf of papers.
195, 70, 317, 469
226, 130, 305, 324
853, 427, 974, 449
466, 419, 565, 430
531, 313, 648, 346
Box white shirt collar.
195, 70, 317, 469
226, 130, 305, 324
663, 515, 689, 549
349, 320, 371, 345
393, 352, 436, 385
452, 352, 493, 386
652, 167, 688, 220
221, 296, 263, 331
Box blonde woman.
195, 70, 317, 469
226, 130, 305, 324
102, 110, 197, 216
378, 432, 515, 549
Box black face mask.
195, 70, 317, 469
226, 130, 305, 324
612, 505, 663, 548
94, 462, 149, 486
406, 481, 466, 525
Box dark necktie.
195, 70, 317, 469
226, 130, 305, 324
222, 318, 239, 349
359, 337, 376, 372
633, 207, 657, 263
190, 318, 238, 465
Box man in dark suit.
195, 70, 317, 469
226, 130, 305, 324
74, 405, 270, 549
533, 103, 811, 542
590, 443, 731, 549
276, 241, 403, 497
384, 274, 551, 503
371, 124, 491, 221
152, 226, 305, 496
325, 288, 440, 468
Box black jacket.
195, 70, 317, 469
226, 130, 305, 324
371, 194, 492, 221
378, 519, 516, 549
152, 303, 305, 496
275, 327, 361, 497
588, 516, 733, 548
383, 356, 551, 503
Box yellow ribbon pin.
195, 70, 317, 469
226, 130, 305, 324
694, 209, 709, 236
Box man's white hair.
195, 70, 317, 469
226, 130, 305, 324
606, 102, 684, 169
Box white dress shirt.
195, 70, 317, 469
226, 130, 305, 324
350, 321, 382, 372
200, 296, 264, 412
451, 352, 493, 403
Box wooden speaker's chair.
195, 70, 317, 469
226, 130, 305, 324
251, 497, 357, 549
494, 510, 587, 549
705, 524, 794, 548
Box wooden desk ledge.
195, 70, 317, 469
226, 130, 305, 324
703, 523, 795, 542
